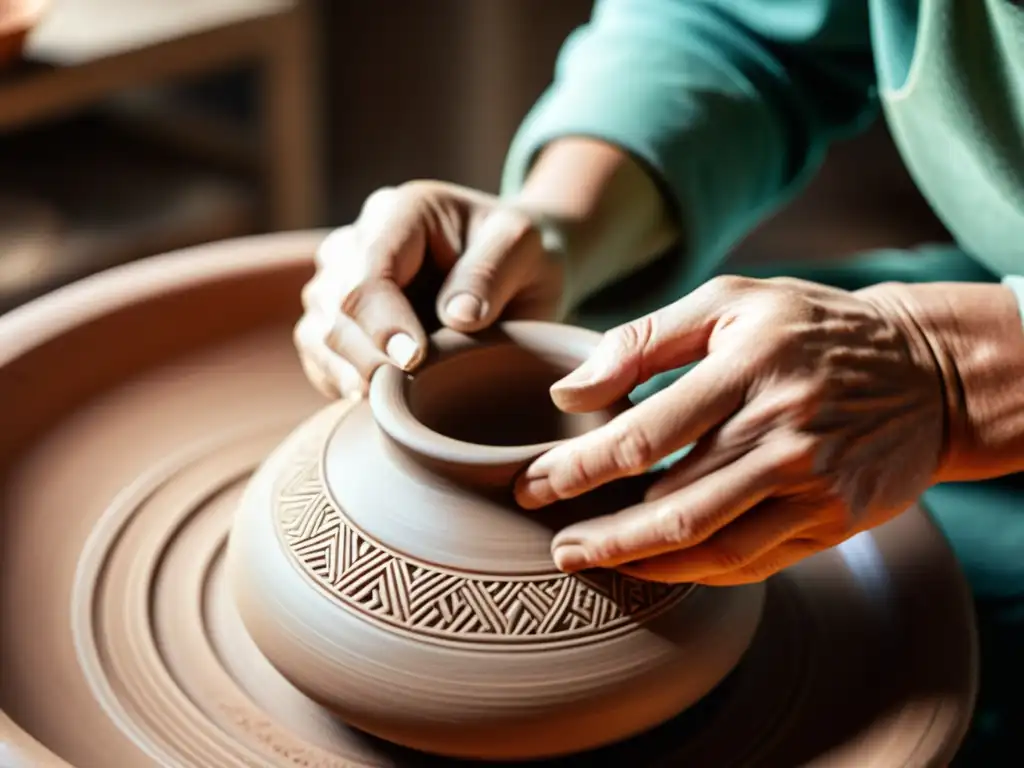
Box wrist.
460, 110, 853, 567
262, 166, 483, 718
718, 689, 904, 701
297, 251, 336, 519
509, 137, 680, 309
857, 281, 1024, 482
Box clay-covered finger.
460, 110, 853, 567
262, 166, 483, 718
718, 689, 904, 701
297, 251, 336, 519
515, 354, 747, 509
547, 445, 782, 573
614, 498, 819, 583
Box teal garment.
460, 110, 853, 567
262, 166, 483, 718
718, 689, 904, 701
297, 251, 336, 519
499, 0, 1024, 760
500, 0, 1024, 593
501, 0, 1024, 304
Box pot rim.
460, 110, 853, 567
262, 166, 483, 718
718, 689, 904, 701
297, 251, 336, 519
368, 320, 604, 469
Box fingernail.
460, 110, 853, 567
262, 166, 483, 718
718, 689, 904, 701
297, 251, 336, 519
444, 293, 485, 324
385, 332, 420, 370
552, 544, 590, 573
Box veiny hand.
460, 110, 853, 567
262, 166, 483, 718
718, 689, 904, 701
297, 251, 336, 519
296, 181, 565, 399
514, 275, 952, 586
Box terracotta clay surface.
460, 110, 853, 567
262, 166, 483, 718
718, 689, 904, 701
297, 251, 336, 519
0, 231, 978, 766
228, 320, 766, 759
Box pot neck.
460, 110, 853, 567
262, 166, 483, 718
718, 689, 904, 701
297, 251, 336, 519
366, 323, 618, 490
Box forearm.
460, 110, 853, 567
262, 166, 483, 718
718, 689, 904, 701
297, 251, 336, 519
512, 137, 680, 310
500, 0, 878, 307
859, 280, 1024, 482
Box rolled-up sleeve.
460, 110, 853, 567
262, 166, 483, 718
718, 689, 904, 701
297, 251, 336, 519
501, 0, 879, 281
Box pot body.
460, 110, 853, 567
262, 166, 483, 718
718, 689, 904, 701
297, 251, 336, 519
229, 396, 766, 760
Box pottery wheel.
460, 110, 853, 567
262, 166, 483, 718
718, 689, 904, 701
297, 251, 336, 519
0, 232, 977, 767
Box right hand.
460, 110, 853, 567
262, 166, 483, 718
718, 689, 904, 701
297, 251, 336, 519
295, 181, 567, 399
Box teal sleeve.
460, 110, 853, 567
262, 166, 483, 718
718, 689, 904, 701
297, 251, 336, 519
1003, 276, 1024, 326
501, 0, 879, 287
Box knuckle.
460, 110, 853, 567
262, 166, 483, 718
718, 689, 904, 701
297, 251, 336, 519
655, 507, 698, 548
315, 226, 355, 266
610, 316, 654, 355
769, 431, 821, 475
548, 453, 596, 499
360, 186, 399, 216
601, 315, 656, 376
300, 279, 322, 311
457, 253, 501, 285
300, 281, 314, 309
609, 424, 657, 473
292, 319, 307, 351
609, 317, 656, 380
293, 314, 322, 350
492, 208, 538, 245
777, 380, 826, 422
703, 274, 753, 299
579, 539, 616, 566
338, 279, 378, 320
399, 179, 438, 198
758, 293, 803, 324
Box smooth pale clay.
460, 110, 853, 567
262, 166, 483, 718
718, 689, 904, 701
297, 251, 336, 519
0, 232, 978, 767
228, 321, 767, 760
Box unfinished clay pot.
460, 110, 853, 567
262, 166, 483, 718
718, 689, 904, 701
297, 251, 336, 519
227, 322, 767, 760
0, 232, 978, 767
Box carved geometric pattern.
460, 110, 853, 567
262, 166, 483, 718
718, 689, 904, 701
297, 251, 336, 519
273, 416, 693, 646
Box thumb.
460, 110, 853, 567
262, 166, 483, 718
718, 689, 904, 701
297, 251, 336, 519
436, 209, 543, 331
550, 291, 723, 413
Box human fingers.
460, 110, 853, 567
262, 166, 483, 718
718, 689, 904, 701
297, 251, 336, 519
330, 188, 432, 370
293, 312, 375, 399
515, 351, 750, 509
435, 208, 546, 332
546, 444, 782, 573
548, 275, 755, 414
615, 497, 820, 583
690, 539, 820, 586
294, 313, 366, 399
642, 381, 826, 501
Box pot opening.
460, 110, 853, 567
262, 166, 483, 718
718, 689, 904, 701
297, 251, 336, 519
405, 343, 610, 448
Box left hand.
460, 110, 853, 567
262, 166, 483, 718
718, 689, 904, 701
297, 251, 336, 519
514, 275, 950, 585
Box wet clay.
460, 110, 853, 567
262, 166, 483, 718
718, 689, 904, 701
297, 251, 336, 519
0, 232, 978, 767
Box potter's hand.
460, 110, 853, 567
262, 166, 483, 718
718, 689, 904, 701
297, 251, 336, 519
295, 182, 564, 399
515, 275, 1024, 585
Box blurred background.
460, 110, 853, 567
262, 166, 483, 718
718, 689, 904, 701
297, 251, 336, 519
0, 0, 951, 313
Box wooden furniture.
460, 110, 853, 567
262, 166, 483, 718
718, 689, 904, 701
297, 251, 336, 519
0, 0, 323, 309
